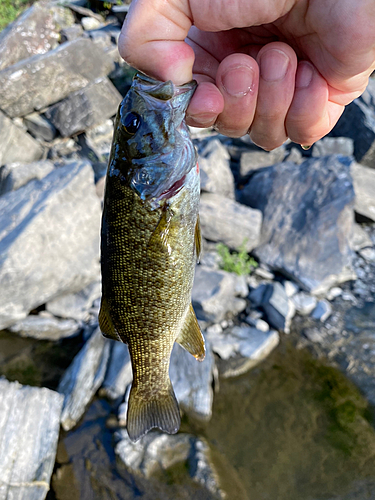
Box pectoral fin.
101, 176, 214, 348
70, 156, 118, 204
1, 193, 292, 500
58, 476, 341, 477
176, 303, 205, 361
99, 297, 121, 342
147, 209, 174, 257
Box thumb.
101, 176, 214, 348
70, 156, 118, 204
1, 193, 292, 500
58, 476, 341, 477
118, 0, 195, 85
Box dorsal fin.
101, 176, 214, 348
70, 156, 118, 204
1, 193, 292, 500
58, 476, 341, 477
99, 297, 121, 342
176, 304, 205, 361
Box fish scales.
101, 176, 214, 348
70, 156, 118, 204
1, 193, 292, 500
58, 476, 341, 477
99, 73, 205, 442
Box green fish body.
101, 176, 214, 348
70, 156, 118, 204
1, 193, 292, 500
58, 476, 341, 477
99, 73, 205, 442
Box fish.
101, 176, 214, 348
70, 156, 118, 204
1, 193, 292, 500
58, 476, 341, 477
99, 72, 205, 442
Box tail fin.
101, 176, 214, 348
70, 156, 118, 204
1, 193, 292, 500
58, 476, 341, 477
127, 383, 181, 442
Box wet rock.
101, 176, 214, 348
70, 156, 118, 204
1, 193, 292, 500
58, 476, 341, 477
0, 111, 43, 166
238, 156, 356, 294
9, 314, 80, 340
45, 76, 121, 137
0, 378, 63, 499
199, 192, 262, 252
24, 112, 57, 141
46, 281, 101, 321
0, 38, 115, 118
205, 325, 279, 378
192, 266, 248, 322
312, 137, 354, 157
0, 2, 73, 71
351, 162, 375, 221
311, 299, 332, 322
58, 327, 110, 431
0, 160, 101, 330
100, 341, 132, 400
239, 146, 285, 178
169, 339, 215, 421
249, 282, 295, 332
198, 138, 235, 199
291, 292, 318, 316
0, 159, 54, 195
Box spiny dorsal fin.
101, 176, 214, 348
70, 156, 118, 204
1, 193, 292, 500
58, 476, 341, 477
176, 303, 205, 361
99, 297, 121, 342
127, 383, 180, 442
195, 215, 201, 262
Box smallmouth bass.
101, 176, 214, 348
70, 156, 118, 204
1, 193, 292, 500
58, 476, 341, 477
99, 73, 205, 442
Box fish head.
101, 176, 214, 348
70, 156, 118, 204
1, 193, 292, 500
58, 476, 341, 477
109, 72, 197, 205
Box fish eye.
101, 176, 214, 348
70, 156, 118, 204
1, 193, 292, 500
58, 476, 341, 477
122, 112, 141, 135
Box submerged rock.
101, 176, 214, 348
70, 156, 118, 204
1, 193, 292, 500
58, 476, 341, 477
0, 160, 101, 330
0, 378, 63, 499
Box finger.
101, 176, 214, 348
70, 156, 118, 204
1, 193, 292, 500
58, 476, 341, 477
249, 42, 297, 150
213, 54, 259, 137
286, 61, 344, 146
186, 82, 225, 128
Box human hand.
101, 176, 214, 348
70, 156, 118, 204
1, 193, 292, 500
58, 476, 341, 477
118, 0, 375, 149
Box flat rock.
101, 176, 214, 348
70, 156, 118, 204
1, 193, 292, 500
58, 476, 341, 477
198, 138, 235, 199
0, 111, 43, 167
169, 339, 215, 421
100, 340, 132, 400
46, 281, 101, 321
0, 2, 74, 71
238, 156, 356, 294
0, 378, 63, 499
192, 266, 248, 322
45, 76, 121, 137
0, 160, 101, 330
199, 192, 262, 252
205, 325, 279, 378
0, 38, 115, 118
0, 159, 54, 195
351, 162, 375, 221
312, 137, 354, 157
58, 327, 110, 431
9, 314, 80, 340
239, 146, 285, 178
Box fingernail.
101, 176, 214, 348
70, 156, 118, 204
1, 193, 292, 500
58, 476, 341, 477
221, 65, 254, 97
301, 144, 312, 150
296, 62, 314, 88
187, 113, 214, 126
259, 49, 289, 82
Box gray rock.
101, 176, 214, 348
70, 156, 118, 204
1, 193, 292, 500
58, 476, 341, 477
0, 378, 63, 499
58, 327, 110, 431
81, 16, 102, 30
169, 339, 215, 421
0, 111, 43, 167
359, 247, 375, 262
283, 146, 304, 164
250, 282, 295, 332
254, 266, 274, 280
0, 159, 54, 195
245, 316, 270, 332
198, 138, 235, 199
0, 2, 74, 71
60, 24, 84, 43
100, 341, 132, 400
350, 223, 374, 251
312, 137, 354, 157
23, 112, 57, 142
45, 77, 121, 137
326, 287, 342, 300
239, 146, 285, 177
46, 281, 101, 321
9, 314, 80, 340
351, 162, 375, 221
0, 38, 115, 118
311, 299, 332, 322
205, 325, 279, 378
192, 266, 248, 322
238, 156, 356, 294
291, 292, 317, 316
0, 160, 101, 330
67, 3, 105, 23
199, 192, 262, 252
284, 280, 299, 297
189, 438, 225, 499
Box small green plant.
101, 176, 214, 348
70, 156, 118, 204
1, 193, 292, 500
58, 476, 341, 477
217, 240, 258, 276
0, 0, 32, 31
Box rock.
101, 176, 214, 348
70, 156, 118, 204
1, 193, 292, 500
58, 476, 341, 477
9, 314, 80, 340
199, 192, 262, 252
0, 111, 44, 166
198, 138, 235, 199
284, 280, 299, 297
238, 156, 356, 294
312, 137, 354, 157
239, 146, 285, 177
291, 292, 318, 316
283, 146, 304, 164
326, 287, 342, 301
311, 299, 332, 322
0, 2, 74, 71
205, 325, 279, 378
58, 327, 110, 431
23, 112, 57, 142
0, 160, 101, 330
45, 77, 121, 137
0, 159, 54, 195
359, 247, 375, 262
67, 4, 105, 23
254, 266, 274, 280
46, 281, 101, 321
350, 223, 374, 251
81, 16, 102, 30
100, 341, 132, 400
0, 378, 63, 499
60, 24, 84, 43
192, 266, 248, 322
0, 38, 115, 118
245, 316, 270, 332
351, 162, 375, 221
250, 282, 295, 332
169, 339, 215, 421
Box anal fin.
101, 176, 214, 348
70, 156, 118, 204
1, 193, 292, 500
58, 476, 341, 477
176, 303, 205, 361
98, 296, 121, 342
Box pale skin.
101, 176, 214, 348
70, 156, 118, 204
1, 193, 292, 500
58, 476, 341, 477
119, 0, 375, 150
